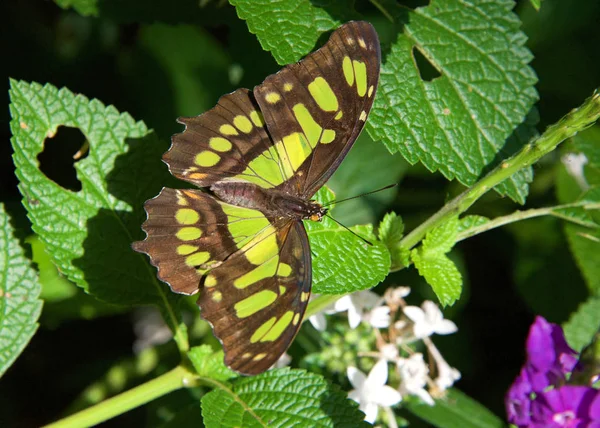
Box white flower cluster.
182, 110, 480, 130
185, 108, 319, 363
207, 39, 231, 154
309, 287, 461, 426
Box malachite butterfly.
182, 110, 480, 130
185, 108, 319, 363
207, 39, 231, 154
133, 21, 380, 375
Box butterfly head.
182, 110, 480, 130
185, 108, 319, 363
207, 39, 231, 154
307, 201, 327, 222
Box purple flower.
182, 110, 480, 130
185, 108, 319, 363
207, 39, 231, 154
506, 316, 585, 427
506, 368, 533, 426
530, 386, 600, 427
525, 316, 578, 392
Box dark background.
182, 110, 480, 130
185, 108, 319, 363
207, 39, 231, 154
1, 0, 599, 426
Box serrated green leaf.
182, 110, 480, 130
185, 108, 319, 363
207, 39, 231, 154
405, 388, 504, 428
411, 249, 462, 307
557, 140, 600, 294
229, 0, 356, 65
9, 80, 176, 311
378, 212, 408, 270
0, 204, 43, 378
529, 0, 542, 11
307, 188, 391, 295
367, 0, 538, 203
422, 216, 459, 255
457, 215, 489, 234
201, 368, 369, 427
563, 295, 600, 353
411, 217, 462, 305
26, 234, 125, 327
54, 0, 98, 16
188, 345, 237, 382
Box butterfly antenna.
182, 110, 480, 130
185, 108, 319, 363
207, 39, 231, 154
322, 183, 398, 207
325, 214, 373, 246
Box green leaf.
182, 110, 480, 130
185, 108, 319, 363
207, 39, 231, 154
0, 204, 43, 377
8, 80, 182, 329
563, 295, 600, 353
529, 0, 542, 11
201, 368, 369, 427
229, 0, 356, 65
27, 234, 125, 327
378, 212, 409, 269
557, 134, 600, 294
328, 133, 406, 226
307, 188, 391, 295
457, 215, 490, 234
54, 0, 98, 16
367, 0, 538, 203
188, 345, 237, 382
405, 388, 504, 428
411, 217, 463, 305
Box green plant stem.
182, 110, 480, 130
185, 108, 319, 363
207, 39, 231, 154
43, 365, 199, 428
306, 294, 342, 318
398, 89, 600, 256
457, 202, 600, 242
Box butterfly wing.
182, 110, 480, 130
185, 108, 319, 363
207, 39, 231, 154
253, 21, 380, 197
133, 188, 311, 374
199, 220, 311, 374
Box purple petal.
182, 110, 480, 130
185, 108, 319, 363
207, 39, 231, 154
525, 316, 578, 391
531, 386, 600, 426
506, 368, 533, 426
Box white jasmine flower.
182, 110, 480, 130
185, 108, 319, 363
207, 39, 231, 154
348, 359, 402, 423
398, 353, 434, 406
403, 301, 457, 339
334, 290, 383, 329
379, 343, 399, 362
425, 337, 461, 391
387, 286, 411, 305
562, 152, 589, 190
363, 305, 391, 329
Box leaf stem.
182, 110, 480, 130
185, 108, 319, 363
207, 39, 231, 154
399, 89, 600, 254
306, 294, 341, 318
42, 365, 199, 428
457, 202, 600, 242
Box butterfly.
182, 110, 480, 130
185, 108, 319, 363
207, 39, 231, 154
133, 21, 380, 375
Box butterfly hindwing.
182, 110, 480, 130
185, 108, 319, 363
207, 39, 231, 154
134, 187, 311, 374
199, 221, 311, 375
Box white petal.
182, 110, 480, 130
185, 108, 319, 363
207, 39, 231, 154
367, 359, 389, 386
367, 306, 391, 328
374, 385, 403, 407
433, 319, 458, 335
380, 343, 399, 361
414, 388, 435, 406
348, 389, 361, 403
309, 313, 327, 331
413, 322, 433, 339
347, 366, 367, 390
362, 402, 379, 423
403, 306, 425, 323
359, 290, 381, 308
348, 304, 362, 329
422, 301, 443, 324
334, 295, 352, 311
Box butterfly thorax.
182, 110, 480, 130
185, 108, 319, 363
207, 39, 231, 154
211, 181, 327, 222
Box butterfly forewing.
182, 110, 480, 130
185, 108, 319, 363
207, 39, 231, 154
253, 21, 380, 197
164, 89, 288, 190
134, 21, 381, 375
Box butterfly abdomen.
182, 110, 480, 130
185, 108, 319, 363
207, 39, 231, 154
211, 181, 324, 221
